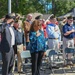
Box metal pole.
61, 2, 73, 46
73, 8, 75, 25
8, 0, 11, 14
47, 0, 48, 14
52, 0, 55, 15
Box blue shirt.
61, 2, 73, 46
63, 23, 75, 39
13, 27, 26, 46
29, 30, 46, 53
46, 23, 61, 42
73, 25, 75, 37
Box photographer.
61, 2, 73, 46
0, 14, 15, 75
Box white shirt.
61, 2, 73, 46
46, 23, 61, 42
9, 27, 15, 47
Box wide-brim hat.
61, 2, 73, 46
35, 15, 42, 20
5, 14, 16, 20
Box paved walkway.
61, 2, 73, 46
0, 67, 75, 75
14, 67, 75, 75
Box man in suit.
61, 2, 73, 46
0, 14, 15, 75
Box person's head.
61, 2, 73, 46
49, 15, 57, 24
4, 14, 15, 25
42, 19, 45, 23
39, 19, 43, 24
35, 15, 41, 20
13, 20, 19, 29
27, 14, 32, 21
15, 13, 21, 20
30, 20, 41, 32
67, 16, 73, 25
62, 17, 67, 23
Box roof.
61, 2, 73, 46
43, 14, 54, 20
28, 13, 53, 21
58, 12, 73, 19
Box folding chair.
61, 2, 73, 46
20, 50, 32, 75
0, 53, 2, 64
0, 53, 2, 72
43, 49, 66, 75
65, 47, 75, 71
41, 49, 51, 71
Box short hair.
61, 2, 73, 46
50, 15, 56, 19
67, 16, 73, 19
27, 14, 32, 17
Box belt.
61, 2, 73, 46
48, 38, 58, 40
68, 38, 73, 40
67, 38, 73, 40
17, 43, 22, 45
64, 37, 74, 40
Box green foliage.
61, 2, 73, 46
54, 0, 75, 16
0, 0, 8, 18
12, 0, 44, 15
0, 0, 75, 18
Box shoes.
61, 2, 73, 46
68, 61, 73, 66
18, 71, 23, 73
49, 66, 59, 69
18, 71, 25, 74
40, 67, 45, 71
63, 61, 73, 67
63, 64, 68, 67
63, 60, 68, 67
52, 66, 59, 69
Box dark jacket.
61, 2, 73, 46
13, 27, 26, 54
0, 23, 15, 52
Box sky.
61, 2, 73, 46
38, 0, 52, 12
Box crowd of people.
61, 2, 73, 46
0, 13, 75, 75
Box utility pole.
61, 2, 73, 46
52, 0, 55, 15
8, 0, 11, 14
73, 8, 75, 25
47, 0, 48, 14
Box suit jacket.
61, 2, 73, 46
0, 23, 15, 53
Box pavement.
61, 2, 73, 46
14, 68, 75, 75
0, 66, 75, 75
0, 64, 75, 75
0, 58, 75, 75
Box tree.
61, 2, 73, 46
0, 0, 8, 18
12, 0, 44, 15
54, 0, 75, 16
0, 0, 75, 18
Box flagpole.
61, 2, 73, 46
8, 0, 11, 14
